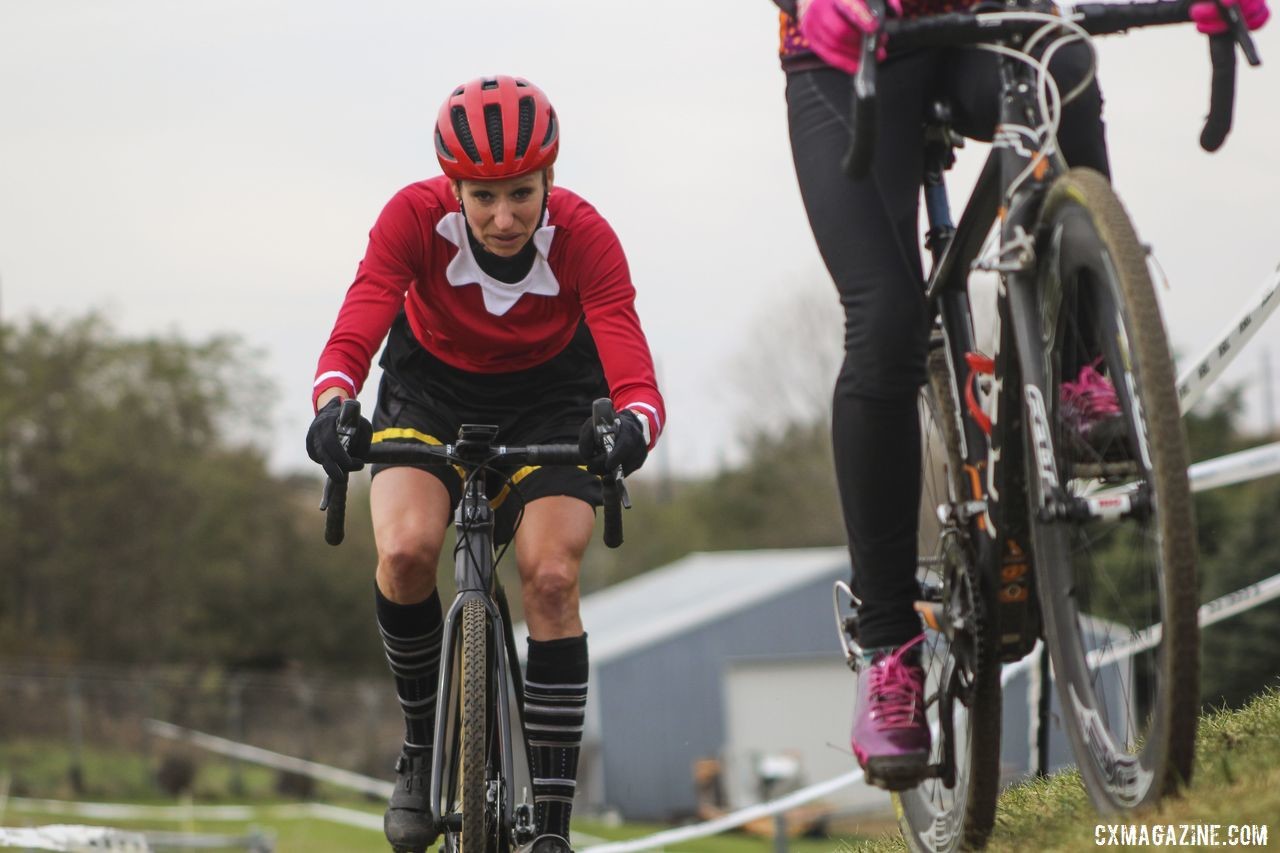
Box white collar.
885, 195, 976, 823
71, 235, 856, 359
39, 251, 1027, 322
435, 212, 560, 317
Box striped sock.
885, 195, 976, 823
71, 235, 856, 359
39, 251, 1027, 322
375, 585, 443, 755
524, 634, 588, 839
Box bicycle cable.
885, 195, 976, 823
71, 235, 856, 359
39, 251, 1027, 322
977, 38, 1066, 195
967, 11, 1098, 198
453, 456, 529, 576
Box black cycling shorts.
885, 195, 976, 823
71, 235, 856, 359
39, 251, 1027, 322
371, 312, 607, 545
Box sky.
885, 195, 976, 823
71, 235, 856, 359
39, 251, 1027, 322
2, 1, 1277, 479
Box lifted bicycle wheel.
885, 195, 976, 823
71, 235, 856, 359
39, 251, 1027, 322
1028, 168, 1198, 813
895, 347, 1002, 852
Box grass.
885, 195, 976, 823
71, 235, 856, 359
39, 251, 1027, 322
0, 803, 381, 852
4, 690, 1279, 851
0, 799, 869, 853
574, 818, 888, 853
0, 739, 374, 804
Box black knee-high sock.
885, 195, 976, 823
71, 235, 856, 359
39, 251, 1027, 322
375, 584, 443, 755
524, 634, 588, 839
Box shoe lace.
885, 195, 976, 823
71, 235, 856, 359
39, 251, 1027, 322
1061, 358, 1121, 424
867, 635, 926, 730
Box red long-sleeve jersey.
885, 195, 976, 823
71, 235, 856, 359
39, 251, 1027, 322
312, 176, 665, 446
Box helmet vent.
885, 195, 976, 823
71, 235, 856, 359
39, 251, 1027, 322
541, 113, 558, 148
450, 106, 482, 164
483, 103, 505, 163
434, 129, 456, 162
515, 96, 535, 158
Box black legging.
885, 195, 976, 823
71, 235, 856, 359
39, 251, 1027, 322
786, 45, 1109, 649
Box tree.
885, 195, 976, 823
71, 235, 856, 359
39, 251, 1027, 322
0, 313, 380, 670
727, 279, 844, 440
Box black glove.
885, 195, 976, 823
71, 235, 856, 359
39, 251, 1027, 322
306, 398, 373, 483
578, 409, 648, 477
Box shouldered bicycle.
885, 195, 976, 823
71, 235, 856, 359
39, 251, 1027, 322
829, 1, 1262, 849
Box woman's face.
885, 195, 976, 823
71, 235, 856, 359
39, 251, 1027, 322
454, 170, 552, 257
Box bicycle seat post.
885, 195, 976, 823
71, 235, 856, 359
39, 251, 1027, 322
923, 99, 963, 264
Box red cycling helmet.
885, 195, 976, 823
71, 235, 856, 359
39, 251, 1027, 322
435, 76, 559, 181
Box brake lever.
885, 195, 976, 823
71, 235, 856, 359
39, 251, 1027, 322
319, 407, 358, 511
598, 424, 632, 509
1214, 0, 1261, 65
320, 398, 362, 546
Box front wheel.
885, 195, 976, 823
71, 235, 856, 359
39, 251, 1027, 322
1029, 168, 1198, 813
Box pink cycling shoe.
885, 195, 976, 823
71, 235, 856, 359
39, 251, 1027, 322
850, 633, 930, 791
1060, 359, 1127, 459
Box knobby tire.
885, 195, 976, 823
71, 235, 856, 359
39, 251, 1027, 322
459, 598, 489, 851
1029, 168, 1198, 813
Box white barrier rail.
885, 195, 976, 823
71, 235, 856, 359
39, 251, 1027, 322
583, 769, 866, 853
1176, 266, 1280, 414
141, 719, 393, 799
4, 797, 383, 833
0, 825, 150, 852
1188, 441, 1280, 493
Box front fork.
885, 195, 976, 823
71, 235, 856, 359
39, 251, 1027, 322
430, 487, 532, 844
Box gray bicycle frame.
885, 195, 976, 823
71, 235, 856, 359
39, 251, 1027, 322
430, 472, 525, 843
